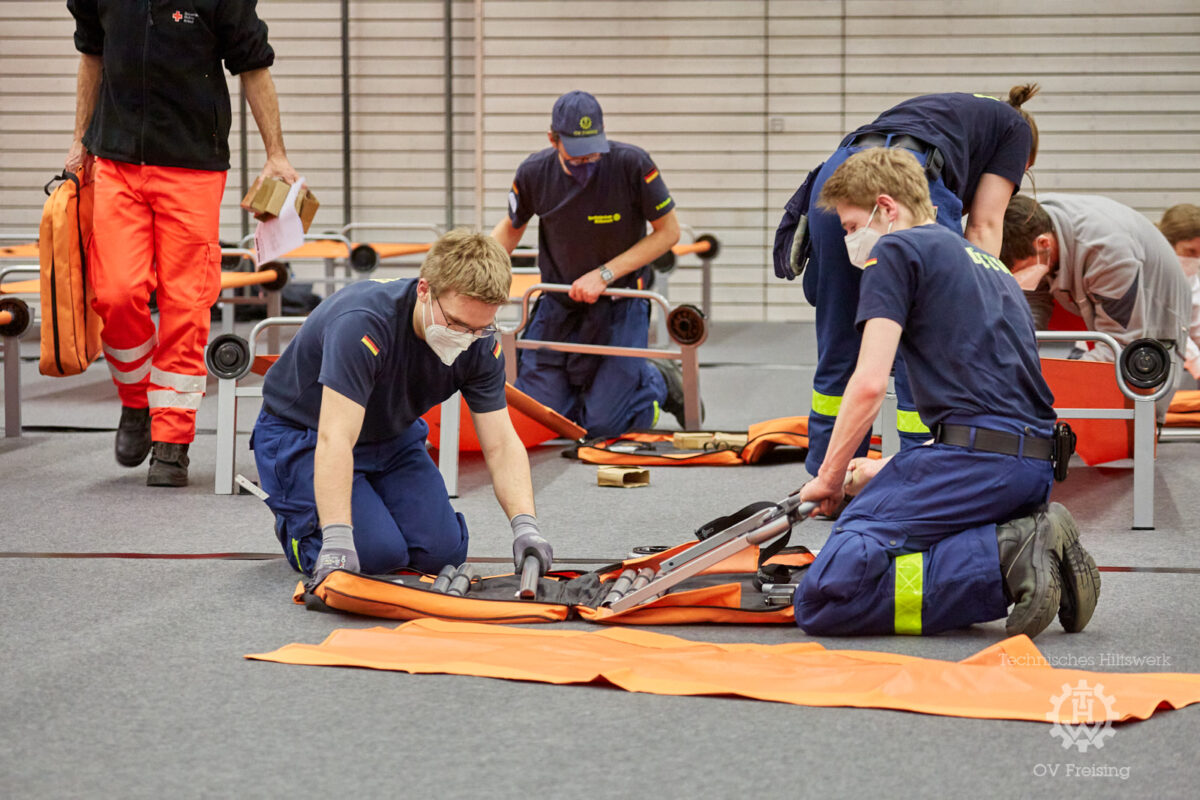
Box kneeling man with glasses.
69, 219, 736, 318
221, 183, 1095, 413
251, 230, 551, 585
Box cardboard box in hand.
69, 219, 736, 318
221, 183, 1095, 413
241, 178, 319, 233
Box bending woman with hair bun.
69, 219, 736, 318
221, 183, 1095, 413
783, 85, 1043, 479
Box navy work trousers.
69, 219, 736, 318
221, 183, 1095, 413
251, 410, 468, 576
794, 414, 1054, 636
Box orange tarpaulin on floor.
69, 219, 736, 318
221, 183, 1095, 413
248, 619, 1200, 724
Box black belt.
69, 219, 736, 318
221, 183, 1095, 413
933, 423, 1052, 461
848, 132, 944, 182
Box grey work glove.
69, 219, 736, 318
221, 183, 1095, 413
511, 514, 552, 574
309, 523, 360, 586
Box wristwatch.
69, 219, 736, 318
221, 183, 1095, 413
599, 266, 614, 285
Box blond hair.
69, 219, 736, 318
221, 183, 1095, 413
1158, 204, 1200, 246
816, 147, 935, 221
420, 228, 512, 305
1007, 83, 1041, 167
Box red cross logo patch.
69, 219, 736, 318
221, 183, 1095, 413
172, 10, 183, 22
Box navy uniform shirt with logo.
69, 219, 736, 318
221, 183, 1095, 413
855, 224, 1056, 433
848, 92, 1032, 212
507, 142, 675, 288
261, 278, 506, 441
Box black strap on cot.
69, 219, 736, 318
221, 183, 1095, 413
695, 501, 807, 588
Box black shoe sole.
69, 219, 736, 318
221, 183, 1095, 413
1049, 503, 1100, 632
115, 436, 152, 467
147, 468, 189, 487
1004, 513, 1063, 638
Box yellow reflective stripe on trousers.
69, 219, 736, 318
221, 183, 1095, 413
292, 538, 302, 571
894, 552, 924, 635
811, 390, 842, 417
896, 409, 930, 434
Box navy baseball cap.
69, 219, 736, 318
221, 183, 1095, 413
551, 91, 609, 157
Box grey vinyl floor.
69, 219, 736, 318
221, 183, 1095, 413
2, 321, 1199, 799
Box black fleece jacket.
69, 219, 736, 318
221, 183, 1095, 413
68, 0, 274, 171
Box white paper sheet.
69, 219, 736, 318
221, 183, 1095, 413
254, 177, 306, 266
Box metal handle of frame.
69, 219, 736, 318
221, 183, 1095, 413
0, 265, 40, 283
501, 283, 675, 339
247, 316, 309, 360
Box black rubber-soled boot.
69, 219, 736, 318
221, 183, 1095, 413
1047, 503, 1101, 633
115, 406, 152, 467
996, 508, 1063, 638
147, 442, 190, 487
649, 358, 704, 429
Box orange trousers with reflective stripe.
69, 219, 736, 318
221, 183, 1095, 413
89, 158, 226, 443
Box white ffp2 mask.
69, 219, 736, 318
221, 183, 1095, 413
423, 294, 475, 366
844, 205, 891, 269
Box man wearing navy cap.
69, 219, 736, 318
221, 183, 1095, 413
491, 91, 685, 437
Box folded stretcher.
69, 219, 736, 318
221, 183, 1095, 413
566, 416, 881, 466
298, 495, 818, 625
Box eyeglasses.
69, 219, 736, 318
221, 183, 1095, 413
434, 293, 500, 338
563, 152, 602, 168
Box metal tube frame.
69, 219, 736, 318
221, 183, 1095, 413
499, 283, 703, 430
213, 316, 307, 494
1036, 331, 1177, 530
608, 495, 816, 613
0, 268, 38, 439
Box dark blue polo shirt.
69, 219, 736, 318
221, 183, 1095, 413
847, 93, 1033, 212
855, 225, 1056, 432
261, 278, 507, 443
506, 140, 674, 288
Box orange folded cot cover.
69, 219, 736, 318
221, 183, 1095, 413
423, 382, 585, 451
295, 541, 814, 626
248, 619, 1200, 725
1040, 357, 1134, 466
569, 416, 882, 466
1166, 389, 1200, 427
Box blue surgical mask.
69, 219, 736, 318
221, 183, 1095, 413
567, 159, 598, 186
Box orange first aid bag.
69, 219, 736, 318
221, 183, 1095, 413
39, 170, 102, 376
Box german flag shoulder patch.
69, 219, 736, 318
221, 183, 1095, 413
491, 340, 502, 359
361, 334, 380, 356
863, 258, 878, 268
643, 167, 660, 184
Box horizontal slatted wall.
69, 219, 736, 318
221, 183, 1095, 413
2, 1, 1199, 320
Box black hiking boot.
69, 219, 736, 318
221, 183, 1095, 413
1047, 503, 1101, 632
996, 508, 1063, 638
115, 406, 152, 467
650, 358, 704, 429
147, 442, 190, 487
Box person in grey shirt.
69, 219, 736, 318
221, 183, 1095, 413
1001, 192, 1189, 416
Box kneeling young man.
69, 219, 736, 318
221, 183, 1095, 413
797, 148, 1099, 638
251, 230, 550, 584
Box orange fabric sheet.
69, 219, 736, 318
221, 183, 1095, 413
248, 619, 1200, 724
1166, 390, 1200, 427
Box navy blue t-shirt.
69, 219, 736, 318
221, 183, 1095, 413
847, 93, 1032, 212
855, 225, 1056, 432
261, 278, 507, 443
507, 140, 675, 288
